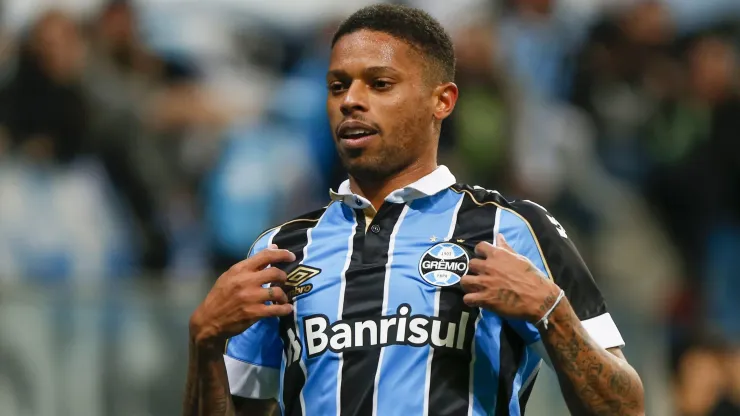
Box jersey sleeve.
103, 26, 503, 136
498, 200, 625, 350
223, 228, 283, 399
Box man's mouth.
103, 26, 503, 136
337, 120, 380, 141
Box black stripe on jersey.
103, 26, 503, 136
428, 192, 494, 416
495, 323, 526, 416
340, 203, 405, 416
270, 208, 325, 416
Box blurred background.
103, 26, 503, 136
0, 0, 738, 414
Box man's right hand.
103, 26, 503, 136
189, 245, 296, 348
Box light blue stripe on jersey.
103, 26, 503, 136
279, 350, 286, 416
472, 309, 503, 414
299, 202, 356, 416
508, 347, 540, 414
375, 189, 464, 416
497, 209, 546, 345
225, 227, 281, 366
497, 209, 547, 276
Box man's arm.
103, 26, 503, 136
183, 247, 294, 416
183, 337, 279, 416
183, 338, 234, 416
537, 296, 644, 415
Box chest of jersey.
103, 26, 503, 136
263, 189, 544, 416
277, 199, 484, 353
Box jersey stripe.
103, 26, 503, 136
427, 192, 494, 416
374, 189, 465, 416
272, 213, 324, 416
494, 324, 527, 416
339, 203, 405, 416
497, 209, 548, 281
473, 309, 503, 413
466, 313, 483, 416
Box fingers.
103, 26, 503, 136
244, 247, 296, 271
460, 274, 484, 293
496, 233, 514, 253
260, 303, 294, 317
474, 241, 496, 258
259, 285, 290, 305
463, 292, 484, 307
468, 258, 487, 275
254, 267, 288, 286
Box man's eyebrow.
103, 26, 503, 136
326, 69, 346, 80
363, 66, 399, 76
326, 66, 400, 80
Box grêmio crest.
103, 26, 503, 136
418, 242, 470, 287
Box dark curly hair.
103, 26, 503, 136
332, 4, 455, 83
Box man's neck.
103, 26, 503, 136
349, 161, 437, 210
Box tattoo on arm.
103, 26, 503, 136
183, 340, 235, 416
538, 292, 557, 314
541, 298, 644, 415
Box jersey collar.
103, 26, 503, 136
329, 165, 456, 209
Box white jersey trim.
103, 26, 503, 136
224, 355, 280, 399
581, 312, 625, 350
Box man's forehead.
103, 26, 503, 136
329, 30, 419, 72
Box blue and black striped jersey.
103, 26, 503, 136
224, 166, 624, 416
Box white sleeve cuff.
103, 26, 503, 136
581, 313, 625, 349
224, 355, 280, 399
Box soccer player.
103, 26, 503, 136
184, 4, 645, 416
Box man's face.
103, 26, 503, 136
326, 30, 438, 181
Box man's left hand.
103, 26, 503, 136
460, 234, 562, 323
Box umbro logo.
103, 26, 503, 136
285, 265, 321, 298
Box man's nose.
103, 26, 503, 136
340, 81, 369, 116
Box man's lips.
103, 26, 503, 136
336, 120, 380, 140
339, 133, 378, 150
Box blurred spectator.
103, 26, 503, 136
0, 10, 134, 281
84, 0, 171, 271
0, 10, 88, 164
498, 0, 587, 100
570, 1, 676, 185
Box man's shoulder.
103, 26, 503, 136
249, 205, 330, 255
450, 183, 560, 235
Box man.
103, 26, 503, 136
184, 4, 644, 416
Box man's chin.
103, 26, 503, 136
342, 160, 386, 182
340, 156, 405, 183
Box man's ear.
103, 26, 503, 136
432, 82, 459, 121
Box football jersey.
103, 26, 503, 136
224, 166, 624, 416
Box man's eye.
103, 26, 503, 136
328, 82, 346, 93
372, 80, 392, 90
